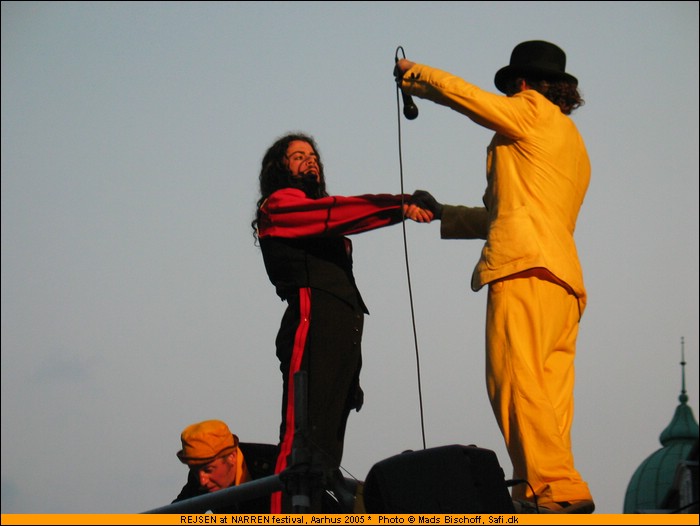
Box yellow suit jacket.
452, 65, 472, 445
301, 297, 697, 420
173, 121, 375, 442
402, 64, 590, 313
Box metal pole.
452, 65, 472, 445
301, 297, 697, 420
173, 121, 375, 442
289, 370, 312, 512
142, 474, 283, 514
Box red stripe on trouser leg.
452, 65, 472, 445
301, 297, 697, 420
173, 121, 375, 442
271, 288, 311, 514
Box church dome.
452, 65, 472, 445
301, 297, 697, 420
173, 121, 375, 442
623, 339, 699, 513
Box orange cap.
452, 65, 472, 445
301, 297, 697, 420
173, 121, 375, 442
176, 420, 239, 465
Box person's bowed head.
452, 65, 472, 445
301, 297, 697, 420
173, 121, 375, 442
177, 419, 251, 493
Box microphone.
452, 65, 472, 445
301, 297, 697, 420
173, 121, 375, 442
394, 50, 418, 120
401, 90, 419, 120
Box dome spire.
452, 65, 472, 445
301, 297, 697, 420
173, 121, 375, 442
659, 336, 698, 445
679, 336, 688, 405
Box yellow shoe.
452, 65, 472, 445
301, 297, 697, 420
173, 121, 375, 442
511, 499, 538, 514
512, 499, 595, 514
539, 500, 595, 514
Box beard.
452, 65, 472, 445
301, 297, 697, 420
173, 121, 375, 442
289, 172, 323, 199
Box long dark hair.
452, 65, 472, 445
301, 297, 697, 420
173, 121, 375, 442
251, 132, 328, 242
505, 77, 584, 115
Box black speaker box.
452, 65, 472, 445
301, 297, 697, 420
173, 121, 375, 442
363, 444, 515, 513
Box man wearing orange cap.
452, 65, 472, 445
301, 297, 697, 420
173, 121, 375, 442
173, 419, 268, 512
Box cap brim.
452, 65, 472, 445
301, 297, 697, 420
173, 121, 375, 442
177, 444, 238, 465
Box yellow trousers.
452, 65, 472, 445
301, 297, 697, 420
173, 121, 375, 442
486, 269, 592, 504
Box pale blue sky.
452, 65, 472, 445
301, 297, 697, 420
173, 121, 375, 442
2, 1, 698, 515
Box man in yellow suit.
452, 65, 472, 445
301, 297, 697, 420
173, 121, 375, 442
398, 41, 594, 514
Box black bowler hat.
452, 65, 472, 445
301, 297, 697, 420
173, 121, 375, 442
494, 40, 578, 93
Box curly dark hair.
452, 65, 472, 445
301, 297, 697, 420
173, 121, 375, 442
251, 132, 328, 242
504, 77, 584, 115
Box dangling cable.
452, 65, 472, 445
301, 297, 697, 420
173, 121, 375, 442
394, 45, 426, 450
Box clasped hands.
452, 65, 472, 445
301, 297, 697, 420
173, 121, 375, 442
403, 190, 443, 223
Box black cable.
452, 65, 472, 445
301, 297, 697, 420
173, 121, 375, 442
395, 45, 426, 451
506, 478, 540, 513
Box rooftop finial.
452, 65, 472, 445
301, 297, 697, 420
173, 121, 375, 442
679, 336, 688, 405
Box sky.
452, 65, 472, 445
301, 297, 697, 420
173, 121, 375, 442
1, 1, 698, 516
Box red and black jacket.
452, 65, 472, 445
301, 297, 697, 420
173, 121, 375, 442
257, 188, 409, 310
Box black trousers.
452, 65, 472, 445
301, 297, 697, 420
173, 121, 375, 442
271, 287, 364, 512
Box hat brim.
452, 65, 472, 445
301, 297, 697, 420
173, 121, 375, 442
177, 444, 238, 465
494, 65, 578, 93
